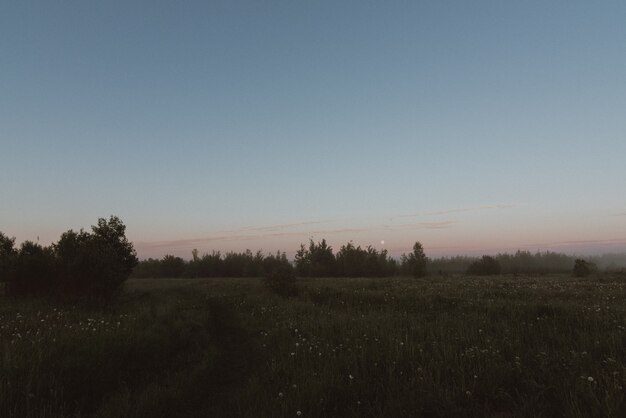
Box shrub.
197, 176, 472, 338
6, 241, 58, 296
264, 264, 297, 297
573, 259, 597, 278
467, 255, 501, 276
5, 216, 137, 301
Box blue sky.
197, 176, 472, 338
2, 1, 625, 259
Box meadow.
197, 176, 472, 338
2, 274, 626, 417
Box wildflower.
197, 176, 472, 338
278, 392, 284, 398
296, 411, 302, 416
348, 374, 354, 380
587, 376, 594, 382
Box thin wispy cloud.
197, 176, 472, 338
136, 227, 361, 250
526, 238, 626, 248
136, 221, 456, 252
390, 204, 516, 220
238, 220, 328, 232
382, 221, 456, 230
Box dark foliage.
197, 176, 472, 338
132, 249, 292, 279
295, 239, 397, 278
160, 255, 186, 278
127, 238, 626, 279
6, 241, 57, 296
335, 242, 397, 277
3, 216, 137, 300
400, 242, 428, 278
467, 255, 502, 276
295, 239, 336, 277
573, 259, 597, 278
0, 232, 18, 283
430, 251, 579, 275
263, 263, 297, 296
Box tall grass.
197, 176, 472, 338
2, 275, 626, 416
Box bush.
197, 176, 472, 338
573, 259, 597, 278
467, 255, 501, 276
5, 216, 137, 301
6, 241, 57, 296
264, 264, 297, 297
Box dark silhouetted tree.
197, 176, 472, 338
294, 243, 311, 276
0, 232, 17, 286
401, 241, 428, 278
82, 216, 138, 298
161, 255, 186, 277
294, 239, 336, 277
573, 259, 597, 278
6, 241, 57, 296
467, 255, 501, 276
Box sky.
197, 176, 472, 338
1, 1, 626, 259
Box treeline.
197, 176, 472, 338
132, 250, 291, 278
133, 240, 428, 278
0, 216, 137, 300
132, 243, 626, 279
430, 251, 576, 275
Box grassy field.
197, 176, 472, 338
2, 274, 626, 417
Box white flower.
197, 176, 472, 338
296, 411, 302, 416
587, 376, 594, 382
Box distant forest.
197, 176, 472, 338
131, 239, 626, 278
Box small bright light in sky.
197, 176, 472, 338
1, 1, 626, 259
381, 240, 385, 246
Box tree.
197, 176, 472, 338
294, 243, 311, 276
294, 239, 336, 277
6, 241, 57, 296
573, 259, 596, 278
412, 242, 428, 278
55, 229, 92, 293
50, 216, 137, 299
309, 239, 336, 277
336, 242, 365, 277
467, 255, 501, 276
161, 255, 186, 278
401, 241, 428, 278
86, 216, 138, 297
0, 232, 17, 284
